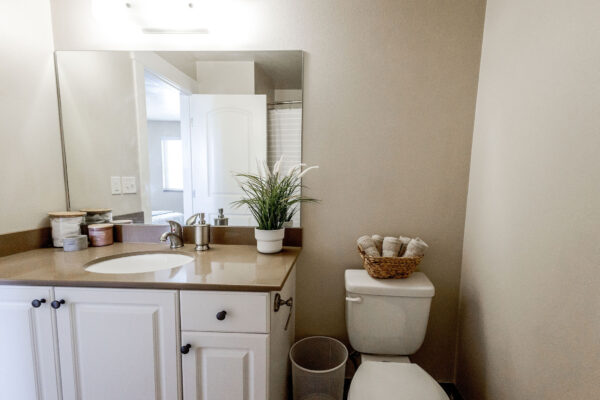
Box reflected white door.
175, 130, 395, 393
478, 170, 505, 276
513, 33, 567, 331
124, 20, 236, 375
0, 286, 59, 400
190, 95, 267, 226
181, 331, 268, 400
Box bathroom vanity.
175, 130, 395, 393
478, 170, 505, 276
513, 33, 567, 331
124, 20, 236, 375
0, 48, 305, 400
0, 243, 299, 400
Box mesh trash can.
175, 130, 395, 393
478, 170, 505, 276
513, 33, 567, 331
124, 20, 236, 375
290, 336, 348, 400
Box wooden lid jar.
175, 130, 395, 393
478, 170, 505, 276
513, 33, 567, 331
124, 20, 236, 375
88, 223, 114, 247
48, 211, 86, 247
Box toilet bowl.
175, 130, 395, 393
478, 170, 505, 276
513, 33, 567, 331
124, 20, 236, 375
345, 270, 448, 400
348, 361, 448, 400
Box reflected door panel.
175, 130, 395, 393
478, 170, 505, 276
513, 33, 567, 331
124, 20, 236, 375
190, 95, 267, 225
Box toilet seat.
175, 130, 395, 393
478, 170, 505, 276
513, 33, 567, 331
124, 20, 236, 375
348, 361, 449, 400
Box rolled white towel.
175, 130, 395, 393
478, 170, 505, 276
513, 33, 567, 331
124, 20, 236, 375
403, 237, 429, 257
371, 234, 384, 254
357, 235, 380, 257
398, 236, 412, 256
382, 236, 402, 257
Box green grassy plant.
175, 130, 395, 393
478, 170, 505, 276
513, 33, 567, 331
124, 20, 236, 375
232, 158, 319, 230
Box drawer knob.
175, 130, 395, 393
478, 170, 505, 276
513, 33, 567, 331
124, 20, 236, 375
31, 299, 46, 308
216, 310, 227, 321
51, 299, 65, 309
181, 344, 192, 354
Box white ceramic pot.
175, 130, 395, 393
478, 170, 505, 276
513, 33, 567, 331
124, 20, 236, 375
255, 228, 285, 254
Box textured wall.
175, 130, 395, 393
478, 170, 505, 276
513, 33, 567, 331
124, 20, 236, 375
56, 51, 143, 216
0, 0, 66, 234
457, 0, 600, 397
48, 0, 486, 380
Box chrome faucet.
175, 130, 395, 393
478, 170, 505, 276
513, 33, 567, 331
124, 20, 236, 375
160, 220, 184, 249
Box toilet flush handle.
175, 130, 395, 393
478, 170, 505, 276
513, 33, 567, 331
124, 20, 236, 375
345, 296, 362, 303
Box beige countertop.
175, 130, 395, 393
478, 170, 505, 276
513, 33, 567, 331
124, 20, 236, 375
0, 243, 301, 291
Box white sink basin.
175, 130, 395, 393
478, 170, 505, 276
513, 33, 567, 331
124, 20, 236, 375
85, 252, 194, 274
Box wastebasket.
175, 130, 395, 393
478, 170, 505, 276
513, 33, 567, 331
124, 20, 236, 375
289, 336, 348, 400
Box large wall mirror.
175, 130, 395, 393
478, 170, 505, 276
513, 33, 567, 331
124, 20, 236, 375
55, 50, 303, 226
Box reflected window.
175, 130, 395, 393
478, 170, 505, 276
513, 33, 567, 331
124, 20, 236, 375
161, 138, 183, 191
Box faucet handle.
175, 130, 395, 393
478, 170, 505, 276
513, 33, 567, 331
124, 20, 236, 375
167, 220, 183, 236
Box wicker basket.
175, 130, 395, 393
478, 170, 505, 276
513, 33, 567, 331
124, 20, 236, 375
358, 246, 423, 279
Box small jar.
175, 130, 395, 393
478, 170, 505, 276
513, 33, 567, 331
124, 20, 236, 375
48, 211, 86, 247
80, 208, 113, 236
88, 224, 114, 247
81, 208, 112, 223
63, 235, 88, 252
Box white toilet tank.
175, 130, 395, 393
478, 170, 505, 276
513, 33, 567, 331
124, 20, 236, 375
345, 270, 435, 355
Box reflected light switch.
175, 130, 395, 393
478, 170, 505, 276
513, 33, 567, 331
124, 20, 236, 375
111, 176, 122, 195
122, 176, 137, 194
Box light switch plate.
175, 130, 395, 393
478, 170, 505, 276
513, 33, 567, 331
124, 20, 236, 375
111, 176, 122, 195
122, 176, 137, 194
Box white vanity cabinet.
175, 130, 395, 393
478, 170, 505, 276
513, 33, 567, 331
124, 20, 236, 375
0, 286, 180, 400
0, 267, 295, 400
180, 268, 296, 400
0, 286, 60, 400
54, 287, 180, 400
181, 331, 268, 399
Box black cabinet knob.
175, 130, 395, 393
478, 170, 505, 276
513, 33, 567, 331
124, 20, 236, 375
31, 299, 46, 308
216, 311, 227, 321
51, 299, 65, 309
181, 344, 192, 354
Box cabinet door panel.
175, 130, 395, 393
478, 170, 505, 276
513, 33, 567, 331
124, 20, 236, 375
0, 286, 59, 400
55, 287, 179, 400
182, 331, 268, 400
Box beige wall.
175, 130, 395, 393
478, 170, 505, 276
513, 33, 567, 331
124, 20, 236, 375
56, 51, 143, 217
457, 0, 600, 397
0, 0, 66, 234
254, 64, 275, 103
196, 61, 255, 94
48, 0, 485, 380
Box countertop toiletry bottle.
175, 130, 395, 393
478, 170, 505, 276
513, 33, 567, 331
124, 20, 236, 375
214, 208, 229, 226
186, 213, 210, 251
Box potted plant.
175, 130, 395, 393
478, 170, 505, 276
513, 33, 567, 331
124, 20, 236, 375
232, 157, 319, 253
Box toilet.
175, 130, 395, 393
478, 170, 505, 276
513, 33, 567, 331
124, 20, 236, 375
345, 270, 449, 399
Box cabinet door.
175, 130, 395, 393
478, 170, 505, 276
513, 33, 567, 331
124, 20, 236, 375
0, 286, 59, 400
54, 287, 180, 400
181, 331, 268, 400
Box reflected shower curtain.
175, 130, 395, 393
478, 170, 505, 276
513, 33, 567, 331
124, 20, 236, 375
267, 107, 303, 227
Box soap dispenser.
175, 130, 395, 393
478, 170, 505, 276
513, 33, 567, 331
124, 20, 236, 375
186, 213, 210, 251
214, 208, 229, 226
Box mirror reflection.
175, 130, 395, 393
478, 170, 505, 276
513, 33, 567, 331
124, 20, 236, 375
55, 50, 303, 226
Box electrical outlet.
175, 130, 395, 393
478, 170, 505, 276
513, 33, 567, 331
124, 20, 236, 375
122, 176, 137, 194
111, 176, 122, 195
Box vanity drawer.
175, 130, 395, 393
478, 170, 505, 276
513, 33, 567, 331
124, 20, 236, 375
180, 291, 269, 333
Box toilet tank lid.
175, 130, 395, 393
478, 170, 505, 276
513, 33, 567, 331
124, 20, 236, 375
345, 270, 435, 297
